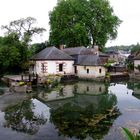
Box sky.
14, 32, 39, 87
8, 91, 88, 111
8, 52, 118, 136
0, 0, 140, 47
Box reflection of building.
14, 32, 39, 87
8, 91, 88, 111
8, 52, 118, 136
131, 82, 140, 95
37, 84, 75, 102
75, 81, 106, 95
37, 81, 107, 103
47, 93, 117, 110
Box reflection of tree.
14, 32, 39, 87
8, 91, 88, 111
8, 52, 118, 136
127, 81, 134, 90
134, 83, 140, 89
4, 99, 47, 135
50, 94, 120, 140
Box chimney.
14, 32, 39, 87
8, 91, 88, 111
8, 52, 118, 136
94, 45, 99, 56
59, 44, 64, 50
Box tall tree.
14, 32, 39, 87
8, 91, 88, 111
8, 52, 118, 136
0, 17, 46, 74
0, 35, 21, 74
1, 17, 46, 45
49, 0, 121, 50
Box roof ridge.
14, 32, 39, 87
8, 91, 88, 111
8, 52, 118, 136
79, 47, 85, 54
58, 48, 74, 59
46, 46, 55, 58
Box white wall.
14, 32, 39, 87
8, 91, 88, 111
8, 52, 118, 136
134, 60, 140, 72
76, 66, 106, 79
38, 85, 74, 101
76, 81, 106, 94
31, 60, 74, 76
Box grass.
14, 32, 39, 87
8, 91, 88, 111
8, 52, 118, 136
122, 127, 140, 140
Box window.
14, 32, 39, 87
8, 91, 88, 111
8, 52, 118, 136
74, 66, 77, 74
87, 86, 89, 92
41, 63, 47, 73
99, 87, 102, 92
99, 68, 102, 73
59, 64, 63, 72
87, 69, 89, 74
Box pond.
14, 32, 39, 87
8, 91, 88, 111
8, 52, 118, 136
0, 80, 140, 140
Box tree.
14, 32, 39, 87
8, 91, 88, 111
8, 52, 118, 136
49, 0, 121, 50
0, 17, 46, 74
4, 99, 47, 135
50, 94, 119, 139
131, 43, 140, 54
0, 35, 21, 75
30, 42, 48, 55
1, 17, 46, 45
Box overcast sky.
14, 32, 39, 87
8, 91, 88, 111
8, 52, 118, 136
0, 0, 140, 47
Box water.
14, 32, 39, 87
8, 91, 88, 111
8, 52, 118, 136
0, 80, 140, 140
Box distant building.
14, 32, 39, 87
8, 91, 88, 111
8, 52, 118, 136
133, 53, 140, 72
105, 50, 119, 63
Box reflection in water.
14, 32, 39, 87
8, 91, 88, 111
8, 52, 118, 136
37, 81, 107, 102
50, 94, 120, 140
0, 81, 9, 95
33, 81, 120, 139
37, 84, 75, 102
1, 80, 136, 139
75, 81, 107, 95
131, 82, 140, 95
4, 99, 49, 135
131, 82, 140, 99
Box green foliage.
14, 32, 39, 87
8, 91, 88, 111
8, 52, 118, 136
105, 72, 110, 78
0, 35, 21, 74
106, 45, 130, 52
104, 60, 115, 68
125, 58, 134, 71
30, 42, 48, 55
49, 0, 121, 50
50, 93, 120, 139
0, 17, 46, 74
131, 43, 140, 54
122, 127, 140, 140
1, 17, 46, 45
4, 99, 47, 135
136, 65, 140, 71
106, 43, 140, 54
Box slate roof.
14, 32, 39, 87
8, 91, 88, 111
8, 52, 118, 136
63, 47, 109, 57
105, 50, 119, 54
75, 55, 107, 66
99, 52, 109, 57
63, 47, 93, 55
134, 55, 140, 60
31, 47, 74, 60
133, 51, 140, 60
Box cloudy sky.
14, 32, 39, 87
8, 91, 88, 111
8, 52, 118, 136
0, 0, 140, 47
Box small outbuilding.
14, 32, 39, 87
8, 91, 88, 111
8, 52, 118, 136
75, 55, 107, 79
